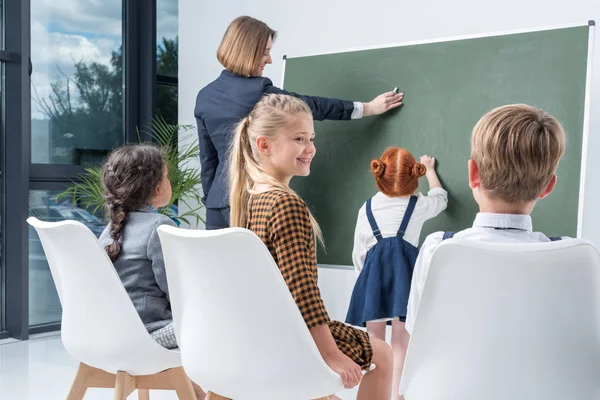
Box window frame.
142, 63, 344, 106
1, 0, 163, 339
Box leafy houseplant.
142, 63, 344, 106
57, 116, 204, 227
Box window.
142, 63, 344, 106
30, 0, 124, 165
156, 0, 177, 78
2, 0, 165, 339
28, 190, 108, 326
156, 0, 178, 125
157, 84, 177, 125
28, 0, 122, 328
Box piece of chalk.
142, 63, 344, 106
393, 87, 399, 94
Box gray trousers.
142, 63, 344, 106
150, 322, 178, 349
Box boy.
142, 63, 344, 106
405, 104, 567, 334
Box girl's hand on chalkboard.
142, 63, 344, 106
421, 155, 442, 189
363, 91, 403, 116
420, 155, 436, 170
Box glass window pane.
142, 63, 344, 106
29, 190, 107, 326
157, 0, 178, 78
30, 2, 124, 165
157, 84, 177, 125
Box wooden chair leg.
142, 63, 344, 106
114, 371, 136, 400
167, 367, 196, 400
205, 392, 230, 400
138, 389, 150, 400
66, 363, 95, 400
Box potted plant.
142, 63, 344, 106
57, 116, 204, 227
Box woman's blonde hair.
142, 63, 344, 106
228, 94, 324, 246
217, 16, 277, 77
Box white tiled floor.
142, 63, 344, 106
0, 334, 360, 399
0, 334, 168, 399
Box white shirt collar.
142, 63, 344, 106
472, 213, 533, 232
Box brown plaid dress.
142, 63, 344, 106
247, 190, 373, 370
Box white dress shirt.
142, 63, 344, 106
351, 102, 364, 119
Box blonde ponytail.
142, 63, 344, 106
227, 94, 324, 247
229, 116, 253, 228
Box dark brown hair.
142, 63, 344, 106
371, 147, 426, 197
217, 16, 277, 77
101, 144, 165, 262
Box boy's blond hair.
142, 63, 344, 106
471, 104, 566, 203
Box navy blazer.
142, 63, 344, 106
195, 69, 356, 209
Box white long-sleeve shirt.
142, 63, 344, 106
352, 188, 448, 276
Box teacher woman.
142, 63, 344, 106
195, 16, 404, 230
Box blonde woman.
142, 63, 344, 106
196, 15, 404, 229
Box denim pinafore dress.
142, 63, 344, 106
346, 195, 418, 327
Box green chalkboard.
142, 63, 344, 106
284, 26, 590, 266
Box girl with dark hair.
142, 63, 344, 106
98, 144, 205, 399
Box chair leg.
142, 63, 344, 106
205, 392, 230, 400
138, 389, 150, 400
167, 367, 196, 400
114, 371, 136, 400
66, 363, 95, 400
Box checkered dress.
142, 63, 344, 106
247, 190, 373, 370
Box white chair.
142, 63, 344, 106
27, 217, 196, 400
157, 225, 344, 400
400, 238, 600, 400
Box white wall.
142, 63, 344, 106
179, 0, 600, 315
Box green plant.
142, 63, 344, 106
57, 116, 204, 227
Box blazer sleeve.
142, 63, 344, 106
262, 77, 355, 121
197, 116, 218, 205
147, 218, 177, 301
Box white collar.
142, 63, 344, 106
472, 213, 533, 232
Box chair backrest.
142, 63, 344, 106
401, 239, 600, 400
27, 217, 180, 375
158, 225, 342, 400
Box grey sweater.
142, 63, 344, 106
99, 206, 176, 332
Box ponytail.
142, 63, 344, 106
229, 116, 254, 228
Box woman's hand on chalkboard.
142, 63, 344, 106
363, 91, 403, 116
420, 155, 436, 170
